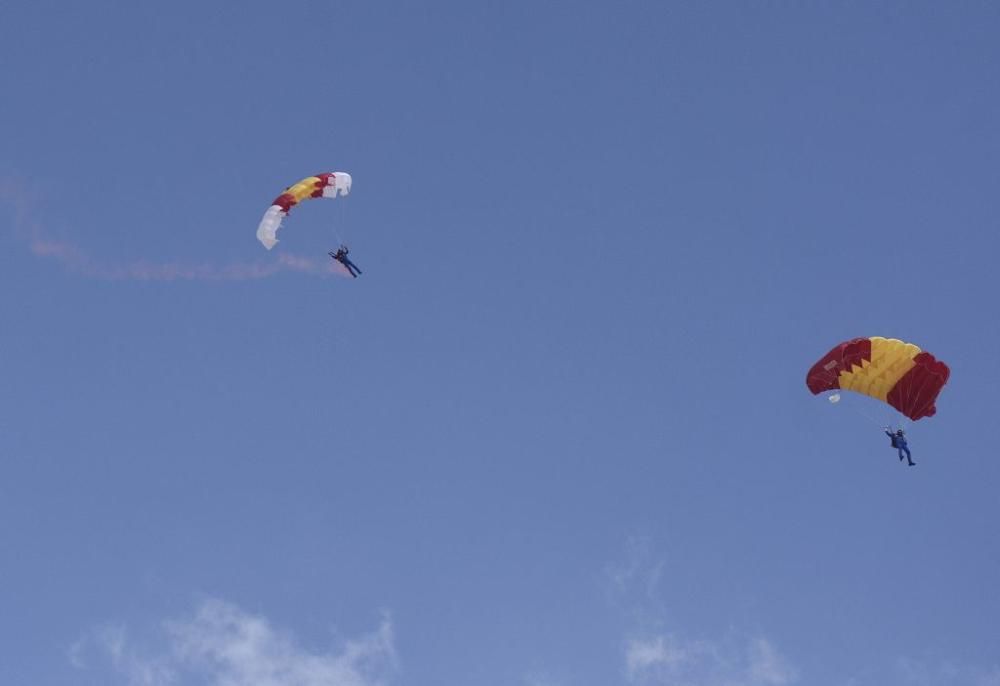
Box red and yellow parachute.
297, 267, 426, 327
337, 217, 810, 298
806, 336, 950, 421
256, 172, 352, 250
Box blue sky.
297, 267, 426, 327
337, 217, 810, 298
2, 2, 999, 685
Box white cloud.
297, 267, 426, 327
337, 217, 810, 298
747, 637, 797, 685
522, 671, 564, 686
891, 657, 1000, 686
74, 598, 395, 686
625, 634, 709, 677
607, 538, 1000, 686
606, 535, 665, 606
612, 538, 796, 686
86, 623, 176, 686
624, 632, 795, 686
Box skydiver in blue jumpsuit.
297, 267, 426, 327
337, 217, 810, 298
330, 245, 362, 278
885, 428, 914, 466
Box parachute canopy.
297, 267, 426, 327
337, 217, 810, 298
806, 336, 950, 421
256, 172, 352, 250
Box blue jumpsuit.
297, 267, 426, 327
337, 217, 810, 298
331, 249, 362, 277
340, 255, 362, 277
885, 430, 913, 465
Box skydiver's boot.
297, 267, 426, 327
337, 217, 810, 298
908, 459, 916, 466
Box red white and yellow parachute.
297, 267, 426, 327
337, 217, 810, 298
806, 336, 950, 421
256, 172, 352, 250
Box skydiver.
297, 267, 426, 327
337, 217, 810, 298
884, 427, 914, 466
329, 245, 362, 278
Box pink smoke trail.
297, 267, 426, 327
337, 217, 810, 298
2, 178, 348, 281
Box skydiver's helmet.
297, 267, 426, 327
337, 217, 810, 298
896, 429, 905, 436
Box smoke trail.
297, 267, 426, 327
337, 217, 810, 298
2, 178, 347, 281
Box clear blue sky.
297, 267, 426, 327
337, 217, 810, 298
2, 2, 998, 685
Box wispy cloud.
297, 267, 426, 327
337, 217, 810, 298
606, 535, 665, 606
605, 534, 668, 636
610, 536, 797, 686
73, 598, 396, 686
522, 672, 565, 686
624, 633, 796, 686
747, 638, 797, 685
891, 657, 1000, 686
1, 177, 347, 281
607, 538, 1000, 686
73, 623, 175, 686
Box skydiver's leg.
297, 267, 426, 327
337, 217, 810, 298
903, 446, 914, 466
898, 448, 905, 462
347, 259, 362, 275
336, 259, 357, 277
